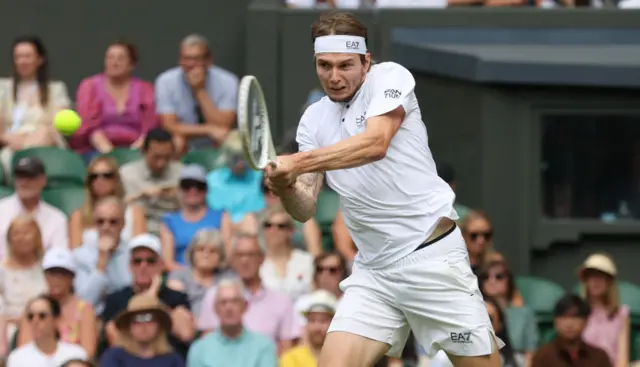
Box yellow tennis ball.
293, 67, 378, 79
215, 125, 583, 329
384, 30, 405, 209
54, 109, 82, 136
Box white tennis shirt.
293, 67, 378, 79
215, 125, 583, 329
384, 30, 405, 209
296, 62, 457, 268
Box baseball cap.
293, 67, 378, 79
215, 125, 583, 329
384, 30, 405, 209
179, 164, 207, 184
129, 233, 162, 256
303, 290, 338, 316
14, 157, 45, 177
42, 248, 76, 274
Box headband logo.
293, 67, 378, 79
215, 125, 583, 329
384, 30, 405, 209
346, 41, 360, 50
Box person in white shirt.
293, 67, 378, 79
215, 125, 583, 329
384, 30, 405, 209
264, 12, 503, 367
7, 295, 87, 367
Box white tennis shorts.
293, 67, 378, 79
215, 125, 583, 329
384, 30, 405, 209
328, 226, 503, 358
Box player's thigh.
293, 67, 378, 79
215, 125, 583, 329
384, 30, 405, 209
391, 227, 500, 358
320, 268, 411, 367
448, 338, 502, 367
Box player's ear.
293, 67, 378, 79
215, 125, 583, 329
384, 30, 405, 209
363, 53, 372, 71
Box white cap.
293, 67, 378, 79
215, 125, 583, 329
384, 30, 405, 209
303, 290, 338, 315
129, 233, 162, 256
42, 248, 76, 274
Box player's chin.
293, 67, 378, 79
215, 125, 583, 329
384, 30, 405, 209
327, 92, 352, 103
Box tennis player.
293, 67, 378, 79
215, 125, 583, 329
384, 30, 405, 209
264, 12, 503, 367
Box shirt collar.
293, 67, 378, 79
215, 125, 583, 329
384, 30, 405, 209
11, 194, 43, 215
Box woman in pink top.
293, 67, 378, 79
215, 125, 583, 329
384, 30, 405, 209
70, 40, 158, 163
579, 253, 630, 367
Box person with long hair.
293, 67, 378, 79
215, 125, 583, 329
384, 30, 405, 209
484, 297, 519, 367
68, 156, 146, 248
100, 294, 184, 366
578, 253, 629, 367
0, 35, 71, 171
0, 215, 46, 354
6, 295, 86, 366
71, 39, 158, 163
479, 261, 538, 366
459, 210, 503, 275
16, 248, 97, 359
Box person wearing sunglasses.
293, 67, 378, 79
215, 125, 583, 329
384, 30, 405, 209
101, 234, 194, 359
69, 156, 146, 248
161, 165, 231, 272
16, 248, 97, 359
479, 261, 538, 367
459, 210, 503, 276
260, 205, 314, 302
6, 295, 87, 367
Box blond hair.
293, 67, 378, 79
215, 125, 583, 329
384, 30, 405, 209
186, 229, 226, 266
459, 210, 500, 268
263, 204, 295, 228
579, 252, 621, 318
6, 214, 43, 260
81, 156, 125, 229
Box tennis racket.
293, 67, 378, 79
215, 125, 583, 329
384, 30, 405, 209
237, 75, 277, 170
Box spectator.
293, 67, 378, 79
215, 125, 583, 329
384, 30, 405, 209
16, 248, 97, 358
479, 261, 538, 366
167, 229, 235, 317
73, 196, 132, 313
0, 157, 68, 258
160, 164, 231, 271
484, 297, 519, 367
0, 215, 46, 352
101, 234, 194, 358
294, 252, 347, 327
69, 156, 146, 247
578, 253, 629, 367
331, 210, 356, 262
262, 179, 322, 256
6, 295, 87, 367
61, 360, 95, 367
260, 205, 314, 301
187, 279, 277, 367
285, 0, 360, 8
532, 294, 612, 367
459, 210, 503, 275
71, 39, 158, 162
206, 131, 265, 224
375, 0, 448, 7
197, 232, 300, 352
435, 161, 471, 222
120, 128, 182, 235
0, 35, 70, 172
155, 34, 238, 152
281, 290, 337, 367
100, 294, 184, 367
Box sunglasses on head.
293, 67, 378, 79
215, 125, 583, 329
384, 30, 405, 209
132, 256, 158, 266
88, 171, 116, 182
263, 221, 290, 230
316, 265, 340, 275
180, 179, 207, 191
469, 231, 493, 241
27, 311, 50, 321
96, 217, 120, 226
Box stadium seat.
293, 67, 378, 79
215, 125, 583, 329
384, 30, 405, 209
12, 147, 86, 188
515, 276, 566, 322
0, 165, 6, 186
182, 148, 221, 172
42, 187, 85, 216
103, 148, 142, 167
315, 189, 340, 251
0, 186, 14, 200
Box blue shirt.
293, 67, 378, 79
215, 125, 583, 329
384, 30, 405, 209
73, 239, 132, 314
186, 329, 276, 367
206, 167, 265, 223
100, 347, 184, 367
155, 66, 239, 149
162, 208, 225, 265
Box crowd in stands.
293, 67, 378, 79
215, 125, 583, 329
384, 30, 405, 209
0, 28, 637, 367
283, 0, 640, 9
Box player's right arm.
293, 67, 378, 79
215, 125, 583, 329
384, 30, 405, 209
279, 172, 324, 223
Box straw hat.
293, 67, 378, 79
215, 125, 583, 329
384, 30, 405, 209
114, 294, 172, 333
579, 253, 617, 278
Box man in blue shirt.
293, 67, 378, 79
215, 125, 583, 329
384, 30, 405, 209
206, 131, 265, 223
187, 278, 277, 367
155, 34, 239, 151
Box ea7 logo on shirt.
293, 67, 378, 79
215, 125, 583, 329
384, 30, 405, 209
384, 89, 402, 99
355, 115, 366, 129
346, 41, 360, 50
450, 332, 473, 344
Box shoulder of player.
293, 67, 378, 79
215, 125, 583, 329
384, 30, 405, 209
369, 62, 413, 81
299, 97, 330, 125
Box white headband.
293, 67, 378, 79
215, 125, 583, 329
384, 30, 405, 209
314, 35, 367, 55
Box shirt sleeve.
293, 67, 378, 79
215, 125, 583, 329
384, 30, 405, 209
365, 62, 416, 120
73, 248, 110, 307
196, 287, 219, 331
215, 74, 239, 110
155, 74, 175, 115
278, 295, 302, 341
50, 81, 71, 109
295, 107, 319, 153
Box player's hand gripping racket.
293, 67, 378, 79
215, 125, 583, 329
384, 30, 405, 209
237, 75, 278, 170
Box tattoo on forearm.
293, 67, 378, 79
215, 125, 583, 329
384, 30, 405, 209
280, 172, 324, 222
